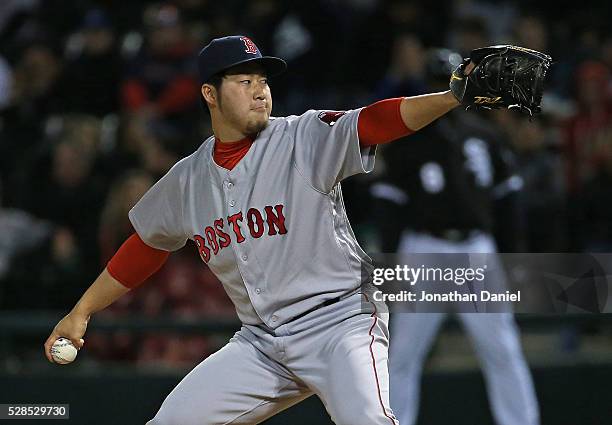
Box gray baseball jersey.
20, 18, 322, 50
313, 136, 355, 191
135, 108, 400, 425
129, 108, 375, 327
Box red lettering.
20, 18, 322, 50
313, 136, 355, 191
227, 212, 246, 243
194, 234, 211, 263
196, 207, 286, 257
240, 36, 258, 55
247, 208, 265, 238
205, 226, 219, 255
214, 219, 231, 249
265, 205, 287, 235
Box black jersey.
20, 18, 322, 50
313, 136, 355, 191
376, 110, 519, 237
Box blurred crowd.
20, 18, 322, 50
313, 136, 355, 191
0, 0, 610, 366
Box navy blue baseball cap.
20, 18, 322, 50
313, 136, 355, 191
198, 35, 287, 85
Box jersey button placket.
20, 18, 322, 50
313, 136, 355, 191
225, 178, 237, 210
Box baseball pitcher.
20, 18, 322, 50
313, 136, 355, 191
44, 36, 550, 425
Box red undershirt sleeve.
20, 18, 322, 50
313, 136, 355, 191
107, 233, 170, 289
357, 97, 414, 147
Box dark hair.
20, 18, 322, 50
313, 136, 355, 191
206, 72, 225, 91
201, 71, 225, 113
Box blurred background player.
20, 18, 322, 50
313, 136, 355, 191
371, 48, 539, 425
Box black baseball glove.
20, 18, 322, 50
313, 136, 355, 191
450, 45, 552, 116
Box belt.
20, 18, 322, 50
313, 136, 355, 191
290, 296, 342, 322
289, 288, 362, 323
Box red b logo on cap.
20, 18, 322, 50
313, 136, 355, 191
240, 37, 258, 55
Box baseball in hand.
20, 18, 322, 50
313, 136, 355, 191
51, 338, 78, 364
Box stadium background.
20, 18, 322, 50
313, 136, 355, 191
0, 0, 611, 423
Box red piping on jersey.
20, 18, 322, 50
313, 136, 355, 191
107, 233, 169, 289
363, 293, 399, 425
214, 136, 255, 171
358, 98, 413, 147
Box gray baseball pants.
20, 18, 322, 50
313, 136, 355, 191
147, 291, 398, 425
